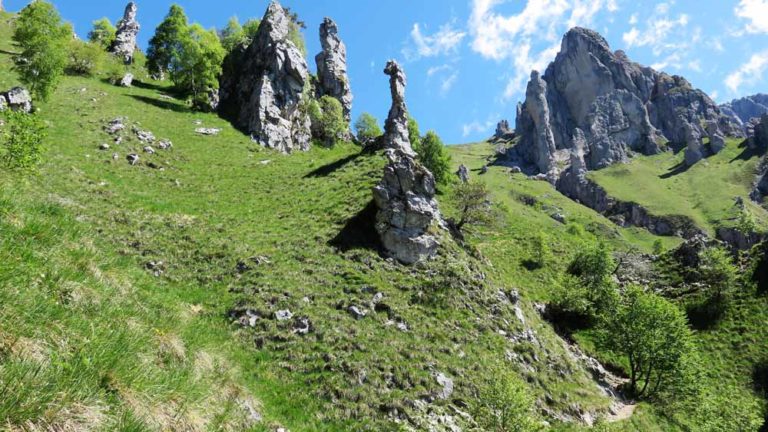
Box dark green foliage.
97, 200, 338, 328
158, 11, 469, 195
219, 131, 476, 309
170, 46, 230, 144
752, 241, 768, 294
308, 96, 346, 147
88, 17, 116, 49
12, 0, 70, 101
599, 286, 698, 398
567, 242, 615, 289
353, 112, 382, 145
530, 231, 552, 268
218, 16, 259, 53
0, 111, 46, 170
416, 131, 451, 185
686, 246, 738, 327
146, 4, 188, 78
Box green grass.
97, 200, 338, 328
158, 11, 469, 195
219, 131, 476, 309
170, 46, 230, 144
588, 140, 768, 235
0, 12, 766, 431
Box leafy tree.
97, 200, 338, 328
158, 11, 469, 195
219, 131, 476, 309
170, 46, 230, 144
88, 17, 116, 49
172, 24, 225, 110
452, 181, 495, 233
0, 111, 46, 170
407, 115, 422, 150
416, 131, 451, 185
473, 367, 543, 432
146, 4, 188, 78
282, 6, 306, 55
309, 96, 347, 146
242, 19, 261, 41
219, 17, 244, 52
599, 286, 697, 397
353, 112, 382, 146
12, 0, 71, 101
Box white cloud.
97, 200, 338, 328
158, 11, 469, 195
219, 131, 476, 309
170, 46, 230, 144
440, 71, 460, 95
462, 119, 496, 137
629, 14, 638, 25
427, 64, 451, 77
725, 51, 768, 93
735, 0, 768, 34
621, 14, 689, 55
710, 90, 719, 101
688, 59, 702, 72
469, 0, 619, 102
404, 21, 466, 60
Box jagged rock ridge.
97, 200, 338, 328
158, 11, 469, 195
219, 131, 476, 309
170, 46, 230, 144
315, 17, 352, 122
512, 27, 741, 175
111, 2, 140, 64
219, 1, 311, 153
721, 94, 768, 127
373, 60, 442, 264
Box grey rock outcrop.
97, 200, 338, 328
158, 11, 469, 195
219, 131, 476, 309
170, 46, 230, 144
382, 60, 414, 155
748, 114, 768, 151
111, 2, 140, 64
720, 94, 768, 126
1, 87, 32, 112
373, 61, 442, 264
120, 73, 133, 88
315, 17, 352, 122
373, 149, 442, 264
219, 1, 311, 153
683, 122, 703, 166
456, 164, 469, 183
512, 27, 738, 175
493, 119, 515, 141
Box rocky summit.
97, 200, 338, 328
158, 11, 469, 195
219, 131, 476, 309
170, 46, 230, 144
512, 27, 740, 175
315, 17, 352, 122
721, 93, 768, 127
219, 1, 311, 153
110, 2, 140, 64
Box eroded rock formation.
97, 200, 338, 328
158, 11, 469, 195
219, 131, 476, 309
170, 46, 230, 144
373, 61, 442, 264
315, 18, 352, 122
492, 119, 515, 141
512, 27, 739, 175
219, 1, 311, 153
0, 87, 32, 113
382, 61, 414, 155
721, 94, 768, 127
111, 2, 140, 64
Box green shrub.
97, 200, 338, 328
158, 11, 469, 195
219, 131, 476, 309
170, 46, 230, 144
0, 111, 46, 170
407, 115, 421, 150
416, 131, 451, 185
309, 96, 347, 147
473, 366, 543, 432
452, 180, 496, 234
66, 40, 106, 76
567, 242, 615, 289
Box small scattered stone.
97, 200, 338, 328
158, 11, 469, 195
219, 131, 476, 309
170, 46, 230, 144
434, 373, 454, 400
126, 153, 139, 165
274, 310, 293, 321
120, 72, 133, 87
348, 305, 367, 320
105, 118, 125, 134
143, 146, 155, 154
135, 128, 155, 143
292, 317, 311, 335
112, 152, 120, 160
157, 139, 173, 150
195, 127, 222, 136
99, 143, 110, 150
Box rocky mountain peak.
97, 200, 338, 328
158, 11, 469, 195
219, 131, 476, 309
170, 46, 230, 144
315, 17, 353, 121
218, 0, 311, 153
111, 2, 140, 64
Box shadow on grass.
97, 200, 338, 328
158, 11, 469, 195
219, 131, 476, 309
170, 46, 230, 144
685, 296, 726, 330
730, 139, 766, 163
304, 153, 362, 178
329, 200, 381, 253
659, 160, 692, 179
521, 259, 543, 271
129, 95, 192, 114
0, 49, 18, 55
131, 79, 173, 93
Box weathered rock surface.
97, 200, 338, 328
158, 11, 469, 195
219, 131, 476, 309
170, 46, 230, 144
111, 2, 140, 64
511, 27, 738, 174
0, 87, 32, 112
721, 93, 768, 126
315, 17, 352, 122
219, 1, 311, 153
492, 119, 515, 141
456, 164, 469, 183
373, 149, 442, 264
381, 60, 414, 155
120, 73, 133, 88
749, 115, 768, 202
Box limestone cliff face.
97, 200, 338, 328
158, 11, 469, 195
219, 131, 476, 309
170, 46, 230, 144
721, 94, 768, 127
512, 27, 740, 174
218, 1, 311, 153
315, 18, 353, 122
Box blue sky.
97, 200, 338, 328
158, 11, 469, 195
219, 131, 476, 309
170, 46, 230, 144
5, 0, 768, 144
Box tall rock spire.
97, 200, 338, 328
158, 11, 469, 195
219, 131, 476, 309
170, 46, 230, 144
382, 60, 414, 155
315, 17, 353, 122
111, 2, 140, 64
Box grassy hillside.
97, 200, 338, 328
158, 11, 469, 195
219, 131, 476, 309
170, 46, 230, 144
0, 10, 765, 432
588, 139, 768, 236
